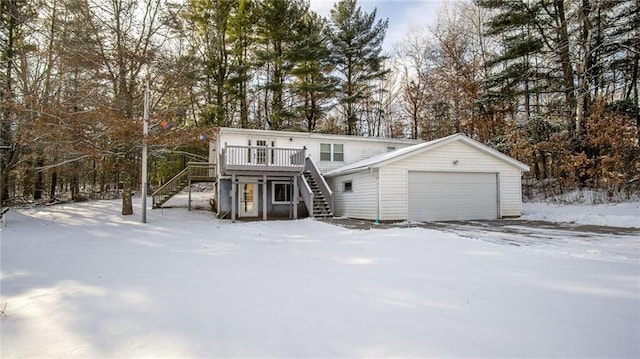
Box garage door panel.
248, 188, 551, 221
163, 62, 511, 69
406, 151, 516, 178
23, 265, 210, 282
408, 172, 498, 222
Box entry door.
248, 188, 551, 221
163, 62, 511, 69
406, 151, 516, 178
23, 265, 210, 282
247, 139, 269, 165
239, 183, 258, 217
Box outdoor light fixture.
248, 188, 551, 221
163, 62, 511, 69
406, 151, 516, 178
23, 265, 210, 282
453, 160, 459, 165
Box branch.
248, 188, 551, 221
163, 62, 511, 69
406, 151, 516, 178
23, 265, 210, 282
36, 155, 92, 171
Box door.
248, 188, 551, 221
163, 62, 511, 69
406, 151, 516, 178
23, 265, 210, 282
248, 139, 271, 165
408, 171, 498, 222
239, 183, 258, 217
255, 139, 267, 164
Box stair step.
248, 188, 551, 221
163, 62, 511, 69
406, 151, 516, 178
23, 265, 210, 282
313, 213, 333, 217
303, 170, 333, 218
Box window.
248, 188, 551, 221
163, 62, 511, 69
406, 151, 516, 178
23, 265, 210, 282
272, 182, 293, 204
343, 180, 353, 192
320, 143, 331, 161
320, 143, 344, 162
333, 144, 344, 161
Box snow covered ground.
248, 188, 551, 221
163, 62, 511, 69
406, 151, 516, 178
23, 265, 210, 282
1, 195, 639, 357
523, 201, 640, 228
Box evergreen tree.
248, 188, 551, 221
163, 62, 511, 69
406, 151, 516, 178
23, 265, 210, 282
186, 0, 235, 127
328, 0, 388, 135
476, 0, 543, 123
227, 0, 255, 128
256, 0, 308, 130
290, 12, 336, 132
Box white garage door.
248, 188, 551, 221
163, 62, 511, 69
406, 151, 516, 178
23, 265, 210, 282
408, 172, 498, 222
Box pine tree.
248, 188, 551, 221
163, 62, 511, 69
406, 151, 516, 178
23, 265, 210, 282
186, 0, 236, 127
476, 0, 543, 123
328, 0, 388, 135
290, 12, 336, 132
255, 0, 309, 130
227, 0, 255, 128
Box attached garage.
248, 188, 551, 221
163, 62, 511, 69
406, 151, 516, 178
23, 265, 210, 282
324, 134, 530, 222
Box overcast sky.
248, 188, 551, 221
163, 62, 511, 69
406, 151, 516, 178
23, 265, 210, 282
309, 0, 445, 53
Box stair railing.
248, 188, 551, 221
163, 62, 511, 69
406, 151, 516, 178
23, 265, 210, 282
151, 167, 189, 208
151, 162, 217, 209
304, 157, 333, 215
298, 175, 314, 216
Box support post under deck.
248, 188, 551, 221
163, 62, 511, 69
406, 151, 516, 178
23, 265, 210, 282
231, 174, 236, 223
293, 175, 298, 219
263, 175, 267, 221
188, 180, 192, 211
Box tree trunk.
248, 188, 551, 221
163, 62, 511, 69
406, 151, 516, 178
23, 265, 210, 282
121, 176, 133, 215
71, 170, 80, 200
553, 0, 578, 132
575, 0, 593, 139
1, 0, 19, 204
50, 171, 57, 200
34, 157, 43, 200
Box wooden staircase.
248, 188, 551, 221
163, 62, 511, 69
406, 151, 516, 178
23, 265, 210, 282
303, 171, 332, 218
152, 162, 216, 209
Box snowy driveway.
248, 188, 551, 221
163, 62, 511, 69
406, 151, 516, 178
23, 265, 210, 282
324, 218, 640, 261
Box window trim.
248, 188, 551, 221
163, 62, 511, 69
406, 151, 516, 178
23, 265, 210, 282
343, 180, 353, 193
333, 144, 344, 162
320, 142, 345, 162
320, 143, 332, 161
272, 181, 293, 204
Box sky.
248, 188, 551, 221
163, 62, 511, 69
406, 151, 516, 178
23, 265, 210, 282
309, 0, 446, 53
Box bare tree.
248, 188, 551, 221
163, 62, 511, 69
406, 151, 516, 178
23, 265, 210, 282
80, 0, 169, 214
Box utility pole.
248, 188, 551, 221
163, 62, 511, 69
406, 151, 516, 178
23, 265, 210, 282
141, 77, 149, 223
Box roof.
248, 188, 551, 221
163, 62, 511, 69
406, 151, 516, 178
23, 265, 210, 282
218, 127, 423, 146
323, 133, 530, 177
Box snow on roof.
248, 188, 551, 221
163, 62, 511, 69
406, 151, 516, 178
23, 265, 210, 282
324, 133, 530, 177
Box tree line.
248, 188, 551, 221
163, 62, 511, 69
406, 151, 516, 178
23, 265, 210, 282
1, 0, 638, 213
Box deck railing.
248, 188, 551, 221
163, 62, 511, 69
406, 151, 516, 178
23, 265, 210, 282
187, 162, 216, 181
221, 145, 305, 174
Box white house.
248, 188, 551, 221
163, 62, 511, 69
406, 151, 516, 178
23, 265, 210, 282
152, 128, 529, 222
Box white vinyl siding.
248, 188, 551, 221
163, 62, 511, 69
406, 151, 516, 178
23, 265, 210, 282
499, 172, 523, 216
380, 141, 523, 219
329, 171, 377, 219
379, 167, 407, 221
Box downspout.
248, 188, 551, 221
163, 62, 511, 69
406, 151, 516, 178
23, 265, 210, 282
369, 167, 380, 224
